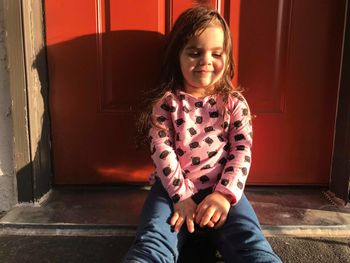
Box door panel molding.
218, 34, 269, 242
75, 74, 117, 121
238, 0, 292, 113
100, 1, 166, 113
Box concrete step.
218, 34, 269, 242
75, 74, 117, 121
1, 186, 350, 237
0, 235, 349, 263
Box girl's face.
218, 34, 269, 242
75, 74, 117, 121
179, 22, 226, 98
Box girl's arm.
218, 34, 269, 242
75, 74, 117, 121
195, 94, 253, 228
149, 97, 197, 204
214, 93, 253, 205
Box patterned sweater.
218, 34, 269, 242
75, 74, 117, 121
149, 90, 253, 205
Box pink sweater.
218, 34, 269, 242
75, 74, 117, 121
149, 90, 253, 205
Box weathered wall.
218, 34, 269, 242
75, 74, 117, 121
0, 0, 17, 212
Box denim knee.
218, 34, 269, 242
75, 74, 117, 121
123, 181, 186, 263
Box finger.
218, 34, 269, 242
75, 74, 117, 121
195, 204, 207, 224
196, 201, 203, 213
174, 216, 185, 233
207, 220, 215, 228
207, 211, 222, 228
186, 216, 195, 233
215, 214, 227, 229
170, 212, 179, 226
200, 207, 216, 227
211, 211, 222, 224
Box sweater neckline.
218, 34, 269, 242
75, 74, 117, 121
178, 90, 216, 101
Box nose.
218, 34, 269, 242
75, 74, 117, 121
199, 52, 212, 65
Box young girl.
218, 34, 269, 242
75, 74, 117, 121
124, 6, 281, 263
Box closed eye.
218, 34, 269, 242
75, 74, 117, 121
212, 53, 223, 58
187, 51, 200, 58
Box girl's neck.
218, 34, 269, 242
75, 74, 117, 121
182, 85, 215, 99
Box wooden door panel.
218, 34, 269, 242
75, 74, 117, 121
101, 1, 166, 112
238, 0, 288, 113
236, 0, 346, 184
172, 0, 217, 24
46, 0, 166, 184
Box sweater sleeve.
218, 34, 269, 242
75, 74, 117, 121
214, 93, 253, 205
149, 97, 197, 203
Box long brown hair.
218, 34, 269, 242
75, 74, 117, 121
136, 6, 237, 147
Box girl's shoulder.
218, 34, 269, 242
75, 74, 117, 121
152, 91, 179, 112
229, 90, 246, 101
160, 91, 179, 104
227, 90, 250, 109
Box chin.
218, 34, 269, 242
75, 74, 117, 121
193, 80, 214, 87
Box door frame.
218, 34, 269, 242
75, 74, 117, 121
330, 0, 350, 203
5, 0, 349, 203
4, 0, 52, 203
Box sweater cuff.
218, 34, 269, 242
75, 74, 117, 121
214, 187, 237, 205
170, 178, 197, 204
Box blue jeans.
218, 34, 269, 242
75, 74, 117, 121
123, 181, 282, 263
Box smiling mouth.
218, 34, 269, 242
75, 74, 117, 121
194, 70, 213, 73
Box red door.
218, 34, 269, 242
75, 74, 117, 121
44, 0, 346, 185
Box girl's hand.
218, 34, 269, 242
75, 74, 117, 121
195, 192, 231, 229
170, 197, 197, 233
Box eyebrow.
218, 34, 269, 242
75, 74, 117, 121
184, 46, 224, 51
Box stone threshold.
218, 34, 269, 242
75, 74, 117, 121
1, 186, 349, 238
